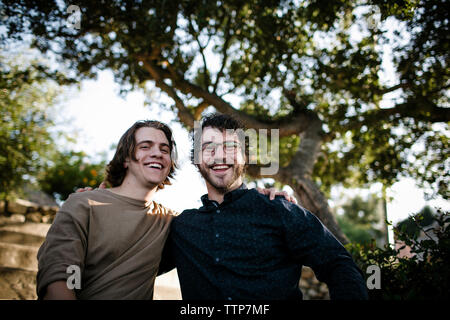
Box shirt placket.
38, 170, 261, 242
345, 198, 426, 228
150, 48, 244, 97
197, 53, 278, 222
210, 202, 233, 300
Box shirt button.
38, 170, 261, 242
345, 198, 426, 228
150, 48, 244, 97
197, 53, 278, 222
215, 233, 220, 238
227, 297, 232, 300
215, 257, 220, 262
216, 209, 220, 213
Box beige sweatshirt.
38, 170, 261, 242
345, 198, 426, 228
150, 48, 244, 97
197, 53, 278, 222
36, 189, 176, 300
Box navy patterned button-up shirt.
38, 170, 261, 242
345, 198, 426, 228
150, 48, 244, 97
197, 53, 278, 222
161, 184, 368, 300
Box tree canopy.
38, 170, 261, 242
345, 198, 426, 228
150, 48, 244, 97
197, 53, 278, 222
1, 0, 448, 242
0, 51, 62, 200
0, 48, 106, 202
336, 194, 385, 245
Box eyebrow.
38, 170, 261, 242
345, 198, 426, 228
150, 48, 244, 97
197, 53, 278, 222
136, 140, 170, 149
201, 140, 239, 147
202, 141, 214, 147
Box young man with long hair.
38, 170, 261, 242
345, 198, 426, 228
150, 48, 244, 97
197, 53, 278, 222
37, 120, 178, 299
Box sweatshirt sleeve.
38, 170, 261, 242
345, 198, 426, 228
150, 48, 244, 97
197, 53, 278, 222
279, 199, 368, 300
36, 193, 90, 299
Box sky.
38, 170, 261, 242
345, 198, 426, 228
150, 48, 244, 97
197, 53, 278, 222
57, 70, 449, 225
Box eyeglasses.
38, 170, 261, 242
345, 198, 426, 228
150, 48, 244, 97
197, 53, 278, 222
201, 141, 241, 156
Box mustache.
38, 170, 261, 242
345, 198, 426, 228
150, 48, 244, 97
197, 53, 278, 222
206, 160, 235, 167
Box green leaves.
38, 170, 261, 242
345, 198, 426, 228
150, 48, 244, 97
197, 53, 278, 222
0, 54, 61, 200
37, 151, 106, 201
1, 0, 448, 200
347, 208, 450, 299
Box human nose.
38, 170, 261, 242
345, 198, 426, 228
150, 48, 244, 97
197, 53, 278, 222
148, 145, 163, 158
212, 143, 226, 163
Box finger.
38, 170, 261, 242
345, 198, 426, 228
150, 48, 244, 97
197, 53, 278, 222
290, 196, 298, 204
257, 187, 270, 195
99, 181, 107, 189
269, 188, 276, 200
281, 191, 290, 201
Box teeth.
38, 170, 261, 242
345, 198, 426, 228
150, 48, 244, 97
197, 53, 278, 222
148, 163, 162, 169
212, 165, 229, 170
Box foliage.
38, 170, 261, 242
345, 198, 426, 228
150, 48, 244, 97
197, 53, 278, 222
38, 150, 106, 202
396, 205, 436, 238
347, 208, 450, 300
0, 0, 447, 198
0, 53, 61, 200
336, 194, 385, 244
1, 0, 448, 243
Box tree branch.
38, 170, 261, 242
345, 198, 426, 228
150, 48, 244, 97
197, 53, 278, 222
172, 76, 314, 135
137, 52, 319, 135
193, 100, 209, 120
189, 18, 211, 90
213, 16, 232, 93
140, 58, 195, 127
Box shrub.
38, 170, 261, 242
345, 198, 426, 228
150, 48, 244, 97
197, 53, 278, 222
38, 151, 106, 202
347, 208, 450, 300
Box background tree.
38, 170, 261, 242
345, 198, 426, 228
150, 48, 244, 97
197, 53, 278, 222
0, 48, 106, 205
0, 52, 61, 201
1, 0, 448, 243
37, 150, 106, 202
396, 205, 436, 239
335, 194, 385, 245
348, 208, 450, 300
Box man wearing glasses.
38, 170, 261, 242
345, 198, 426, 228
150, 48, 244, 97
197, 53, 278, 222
160, 113, 368, 300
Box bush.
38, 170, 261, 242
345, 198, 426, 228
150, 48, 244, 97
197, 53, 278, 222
346, 208, 450, 300
38, 151, 106, 202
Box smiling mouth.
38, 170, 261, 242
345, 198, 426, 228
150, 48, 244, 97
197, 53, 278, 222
145, 162, 164, 170
210, 164, 232, 172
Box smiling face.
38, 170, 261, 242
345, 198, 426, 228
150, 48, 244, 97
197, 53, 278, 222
197, 126, 246, 194
124, 127, 172, 190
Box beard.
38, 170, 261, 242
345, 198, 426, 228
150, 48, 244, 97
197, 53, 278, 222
198, 162, 246, 194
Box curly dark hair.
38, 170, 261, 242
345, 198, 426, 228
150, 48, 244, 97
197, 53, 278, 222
190, 113, 249, 166
105, 120, 177, 190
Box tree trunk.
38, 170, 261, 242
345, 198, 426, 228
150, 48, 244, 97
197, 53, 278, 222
285, 175, 348, 244
277, 114, 349, 244
239, 110, 349, 243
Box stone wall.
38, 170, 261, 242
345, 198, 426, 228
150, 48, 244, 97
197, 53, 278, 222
299, 266, 330, 300
0, 199, 59, 225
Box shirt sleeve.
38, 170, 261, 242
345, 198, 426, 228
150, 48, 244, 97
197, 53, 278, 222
36, 193, 90, 299
157, 230, 176, 276
278, 199, 368, 300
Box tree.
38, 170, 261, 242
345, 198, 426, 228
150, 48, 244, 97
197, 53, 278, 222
0, 52, 62, 200
396, 205, 436, 239
1, 0, 448, 243
37, 150, 106, 202
347, 208, 450, 299
335, 194, 385, 245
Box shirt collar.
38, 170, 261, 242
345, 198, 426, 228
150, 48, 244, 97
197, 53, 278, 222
199, 183, 248, 211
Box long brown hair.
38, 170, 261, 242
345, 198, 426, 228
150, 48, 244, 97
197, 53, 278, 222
105, 120, 177, 190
